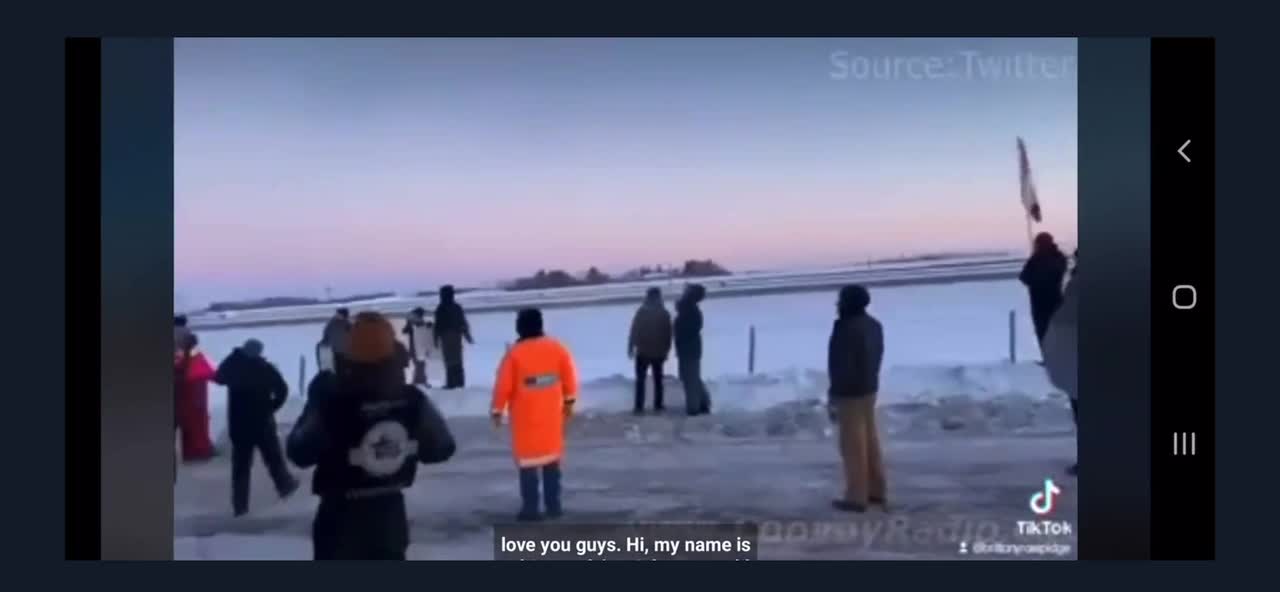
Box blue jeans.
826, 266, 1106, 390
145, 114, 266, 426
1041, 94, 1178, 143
519, 462, 562, 516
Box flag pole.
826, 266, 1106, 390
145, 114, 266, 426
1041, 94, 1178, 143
1026, 211, 1035, 252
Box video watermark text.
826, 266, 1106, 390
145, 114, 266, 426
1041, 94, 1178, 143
829, 50, 1076, 82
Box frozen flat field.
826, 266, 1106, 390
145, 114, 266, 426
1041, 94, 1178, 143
197, 280, 1042, 424
185, 255, 1024, 330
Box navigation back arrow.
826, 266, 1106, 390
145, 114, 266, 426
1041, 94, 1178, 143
1178, 139, 1191, 163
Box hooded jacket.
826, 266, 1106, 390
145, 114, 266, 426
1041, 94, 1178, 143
176, 348, 216, 391
629, 294, 673, 360
289, 313, 457, 497
1020, 242, 1069, 315
288, 359, 456, 497
433, 286, 471, 339
673, 285, 706, 360
491, 309, 579, 468
827, 287, 885, 399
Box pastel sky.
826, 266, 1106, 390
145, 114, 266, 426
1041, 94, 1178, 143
175, 38, 1077, 305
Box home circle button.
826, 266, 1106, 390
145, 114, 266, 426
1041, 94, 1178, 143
1172, 285, 1197, 310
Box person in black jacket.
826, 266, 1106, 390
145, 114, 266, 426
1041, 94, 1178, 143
1020, 233, 1069, 345
287, 312, 456, 560
214, 339, 299, 516
321, 308, 352, 376
213, 340, 298, 515
628, 287, 674, 415
827, 285, 886, 513
674, 283, 711, 416
433, 285, 474, 389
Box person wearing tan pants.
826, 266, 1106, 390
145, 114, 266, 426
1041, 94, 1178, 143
827, 285, 886, 513
834, 395, 887, 509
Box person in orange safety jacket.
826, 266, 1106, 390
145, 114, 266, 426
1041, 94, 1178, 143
490, 308, 579, 521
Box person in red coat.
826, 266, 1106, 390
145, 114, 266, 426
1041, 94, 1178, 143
176, 333, 217, 461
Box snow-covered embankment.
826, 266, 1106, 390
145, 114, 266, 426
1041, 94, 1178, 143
212, 362, 1072, 449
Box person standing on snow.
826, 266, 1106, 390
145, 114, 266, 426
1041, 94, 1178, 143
287, 312, 456, 560
215, 339, 300, 516
827, 284, 887, 513
628, 287, 673, 415
491, 308, 579, 522
1042, 266, 1079, 476
433, 285, 474, 389
172, 313, 200, 476
401, 307, 437, 386
1020, 232, 1069, 345
173, 335, 189, 482
321, 308, 352, 375
175, 333, 217, 462
674, 283, 711, 416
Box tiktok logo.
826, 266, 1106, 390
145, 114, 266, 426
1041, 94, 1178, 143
1029, 478, 1061, 516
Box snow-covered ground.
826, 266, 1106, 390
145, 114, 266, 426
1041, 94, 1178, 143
195, 279, 1042, 440
177, 278, 1077, 561
175, 365, 1078, 560
175, 433, 1078, 560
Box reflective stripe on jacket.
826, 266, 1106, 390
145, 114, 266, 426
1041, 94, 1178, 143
491, 337, 578, 467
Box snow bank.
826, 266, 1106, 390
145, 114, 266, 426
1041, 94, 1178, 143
209, 362, 1072, 449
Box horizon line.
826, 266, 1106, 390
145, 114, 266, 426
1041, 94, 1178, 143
175, 247, 1045, 310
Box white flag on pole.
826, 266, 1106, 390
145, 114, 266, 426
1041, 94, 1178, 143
1017, 137, 1042, 223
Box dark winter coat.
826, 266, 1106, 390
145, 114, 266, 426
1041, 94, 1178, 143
214, 348, 289, 442
629, 300, 673, 360
433, 289, 470, 337
436, 333, 464, 367
1020, 248, 1069, 318
287, 360, 456, 497
827, 313, 885, 399
394, 341, 411, 371
433, 289, 471, 365
673, 290, 706, 360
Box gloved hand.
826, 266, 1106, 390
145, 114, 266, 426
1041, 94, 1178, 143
563, 401, 575, 420
490, 412, 503, 428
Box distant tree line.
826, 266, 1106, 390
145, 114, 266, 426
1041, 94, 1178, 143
866, 251, 1011, 266
207, 297, 320, 313
504, 259, 730, 291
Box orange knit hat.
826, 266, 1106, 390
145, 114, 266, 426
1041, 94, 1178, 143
346, 312, 397, 363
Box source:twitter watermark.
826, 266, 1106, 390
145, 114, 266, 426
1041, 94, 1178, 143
829, 49, 1076, 82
